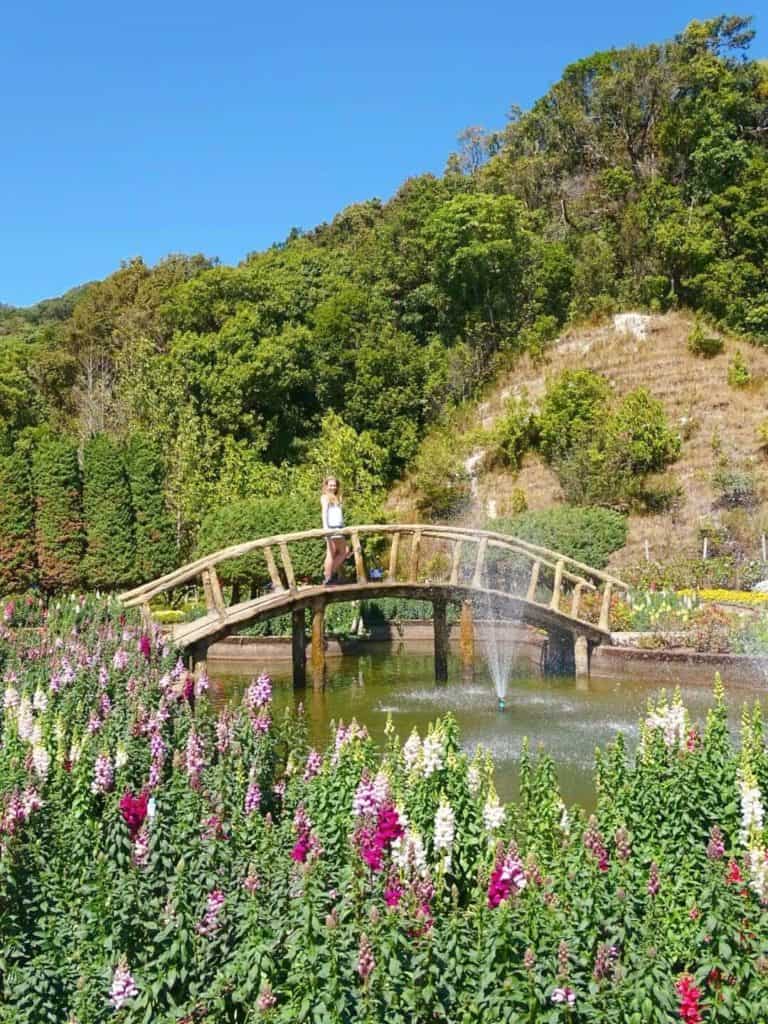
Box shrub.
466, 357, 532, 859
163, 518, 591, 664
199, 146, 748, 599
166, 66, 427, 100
31, 435, 85, 591
412, 432, 471, 519
82, 434, 136, 589
196, 493, 322, 589
687, 320, 723, 357
508, 487, 528, 514
604, 388, 681, 475
493, 506, 627, 569
727, 349, 752, 388
0, 446, 37, 594
624, 555, 764, 592
537, 369, 610, 463
712, 463, 758, 508
757, 419, 768, 452
488, 395, 536, 469
126, 432, 177, 582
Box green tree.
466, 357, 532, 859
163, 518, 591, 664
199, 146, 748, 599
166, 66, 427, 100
538, 369, 611, 463
82, 434, 136, 588
31, 435, 85, 591
126, 433, 177, 581
0, 446, 37, 594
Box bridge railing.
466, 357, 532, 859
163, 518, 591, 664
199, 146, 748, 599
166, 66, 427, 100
119, 524, 629, 633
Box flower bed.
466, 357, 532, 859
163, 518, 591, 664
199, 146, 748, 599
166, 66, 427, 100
1, 598, 768, 1022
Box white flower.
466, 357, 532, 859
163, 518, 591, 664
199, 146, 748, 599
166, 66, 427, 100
16, 697, 34, 742
644, 703, 686, 750
402, 730, 421, 771
483, 791, 505, 832
467, 765, 482, 795
738, 774, 764, 846
391, 829, 427, 876
372, 771, 389, 805
747, 847, 768, 901
422, 732, 444, 778
32, 745, 50, 780
557, 798, 571, 835
115, 743, 129, 770
434, 799, 455, 865
3, 685, 19, 710
32, 688, 48, 713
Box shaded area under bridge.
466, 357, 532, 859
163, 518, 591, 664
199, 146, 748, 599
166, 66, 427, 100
119, 524, 629, 687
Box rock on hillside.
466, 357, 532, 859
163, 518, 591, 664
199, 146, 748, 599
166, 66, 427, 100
391, 312, 768, 571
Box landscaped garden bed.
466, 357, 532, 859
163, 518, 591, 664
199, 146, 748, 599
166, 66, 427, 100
1, 596, 768, 1022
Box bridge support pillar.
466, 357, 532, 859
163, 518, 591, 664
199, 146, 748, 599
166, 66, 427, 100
311, 597, 326, 690
292, 609, 307, 689
434, 599, 449, 682
460, 600, 475, 681
574, 635, 591, 679
543, 631, 575, 676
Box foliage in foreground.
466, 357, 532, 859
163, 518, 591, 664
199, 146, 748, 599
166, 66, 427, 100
1, 599, 768, 1023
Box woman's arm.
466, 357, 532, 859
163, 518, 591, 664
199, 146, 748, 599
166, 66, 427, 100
320, 494, 329, 530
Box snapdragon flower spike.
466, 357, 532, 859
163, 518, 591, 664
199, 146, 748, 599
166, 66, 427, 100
138, 633, 152, 660
551, 987, 576, 1007
196, 888, 226, 937
256, 985, 277, 1011
291, 804, 322, 863
647, 861, 661, 896
707, 825, 726, 860
245, 673, 272, 712
185, 729, 204, 789
584, 815, 610, 871
245, 777, 261, 815
357, 933, 375, 983
109, 958, 139, 1010
91, 753, 114, 795
675, 974, 703, 1024
119, 789, 149, 839
303, 748, 322, 781
487, 841, 527, 908
356, 801, 405, 872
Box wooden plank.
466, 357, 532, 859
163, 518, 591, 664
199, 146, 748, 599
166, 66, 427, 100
201, 569, 216, 614
263, 545, 284, 591
279, 541, 296, 591
570, 583, 584, 621
449, 540, 463, 585
598, 582, 613, 632
351, 531, 366, 585
471, 537, 487, 589
408, 531, 422, 583
140, 601, 152, 630
387, 532, 400, 582
550, 559, 564, 611
526, 560, 541, 603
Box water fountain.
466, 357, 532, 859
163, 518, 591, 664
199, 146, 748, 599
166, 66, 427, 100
478, 597, 516, 711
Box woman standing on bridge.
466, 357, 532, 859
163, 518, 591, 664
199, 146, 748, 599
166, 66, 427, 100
321, 476, 349, 585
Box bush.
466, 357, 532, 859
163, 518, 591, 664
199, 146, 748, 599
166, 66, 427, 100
538, 369, 610, 463
727, 349, 752, 388
126, 432, 177, 582
604, 389, 681, 475
82, 434, 136, 589
487, 395, 536, 469
412, 432, 471, 519
493, 506, 627, 569
624, 555, 765, 592
687, 320, 723, 358
31, 435, 85, 591
195, 493, 323, 589
712, 463, 758, 508
0, 446, 37, 594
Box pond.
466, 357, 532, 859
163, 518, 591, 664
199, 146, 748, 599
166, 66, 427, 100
210, 647, 764, 808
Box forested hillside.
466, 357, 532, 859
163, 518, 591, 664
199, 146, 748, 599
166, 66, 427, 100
2, 14, 768, 593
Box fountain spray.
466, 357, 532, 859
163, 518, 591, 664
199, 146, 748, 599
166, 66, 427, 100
497, 697, 506, 712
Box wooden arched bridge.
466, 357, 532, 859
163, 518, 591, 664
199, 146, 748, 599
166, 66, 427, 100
119, 524, 629, 686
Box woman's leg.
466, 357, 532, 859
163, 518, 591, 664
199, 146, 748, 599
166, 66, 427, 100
331, 539, 349, 576
323, 541, 334, 583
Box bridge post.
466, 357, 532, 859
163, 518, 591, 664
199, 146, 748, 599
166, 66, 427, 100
434, 599, 449, 682
311, 597, 326, 690
459, 600, 474, 680
574, 635, 591, 678
291, 609, 307, 689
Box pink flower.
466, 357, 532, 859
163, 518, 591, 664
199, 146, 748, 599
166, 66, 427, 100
357, 933, 375, 983
707, 826, 725, 860
91, 753, 114, 795
132, 827, 150, 868
245, 673, 272, 711
138, 634, 152, 660
245, 779, 261, 815
197, 888, 226, 937
551, 986, 576, 1006
109, 958, 138, 1009
256, 985, 277, 1012
584, 816, 610, 872
112, 648, 129, 671
487, 842, 527, 908
303, 749, 322, 781
185, 730, 204, 789
647, 861, 660, 896
290, 804, 322, 864
676, 974, 703, 1024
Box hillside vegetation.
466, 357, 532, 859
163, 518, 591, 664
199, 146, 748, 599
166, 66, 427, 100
2, 15, 768, 591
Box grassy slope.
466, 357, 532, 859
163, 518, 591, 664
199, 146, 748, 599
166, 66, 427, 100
392, 312, 768, 572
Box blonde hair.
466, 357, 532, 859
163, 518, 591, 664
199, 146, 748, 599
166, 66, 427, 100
322, 476, 343, 503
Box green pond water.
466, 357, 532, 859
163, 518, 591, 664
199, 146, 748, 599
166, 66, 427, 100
211, 648, 764, 808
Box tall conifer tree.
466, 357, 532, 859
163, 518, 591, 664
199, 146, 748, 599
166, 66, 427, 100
32, 436, 85, 591
0, 446, 37, 594
126, 432, 177, 580
82, 434, 136, 589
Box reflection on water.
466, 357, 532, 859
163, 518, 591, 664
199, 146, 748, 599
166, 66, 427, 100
211, 650, 758, 808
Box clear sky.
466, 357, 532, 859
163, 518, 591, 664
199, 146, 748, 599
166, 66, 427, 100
2, 1, 766, 306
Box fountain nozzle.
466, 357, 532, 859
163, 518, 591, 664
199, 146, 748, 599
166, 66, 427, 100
497, 697, 506, 712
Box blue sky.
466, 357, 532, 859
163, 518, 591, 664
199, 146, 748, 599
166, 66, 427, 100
2, 1, 766, 306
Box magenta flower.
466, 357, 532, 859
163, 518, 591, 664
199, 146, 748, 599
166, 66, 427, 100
197, 888, 226, 937
185, 730, 204, 789
584, 816, 610, 872
256, 984, 277, 1011
245, 779, 261, 815
487, 841, 527, 908
138, 634, 152, 660
290, 804, 322, 864
119, 789, 149, 838
303, 749, 322, 781
245, 673, 272, 711
707, 825, 725, 860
